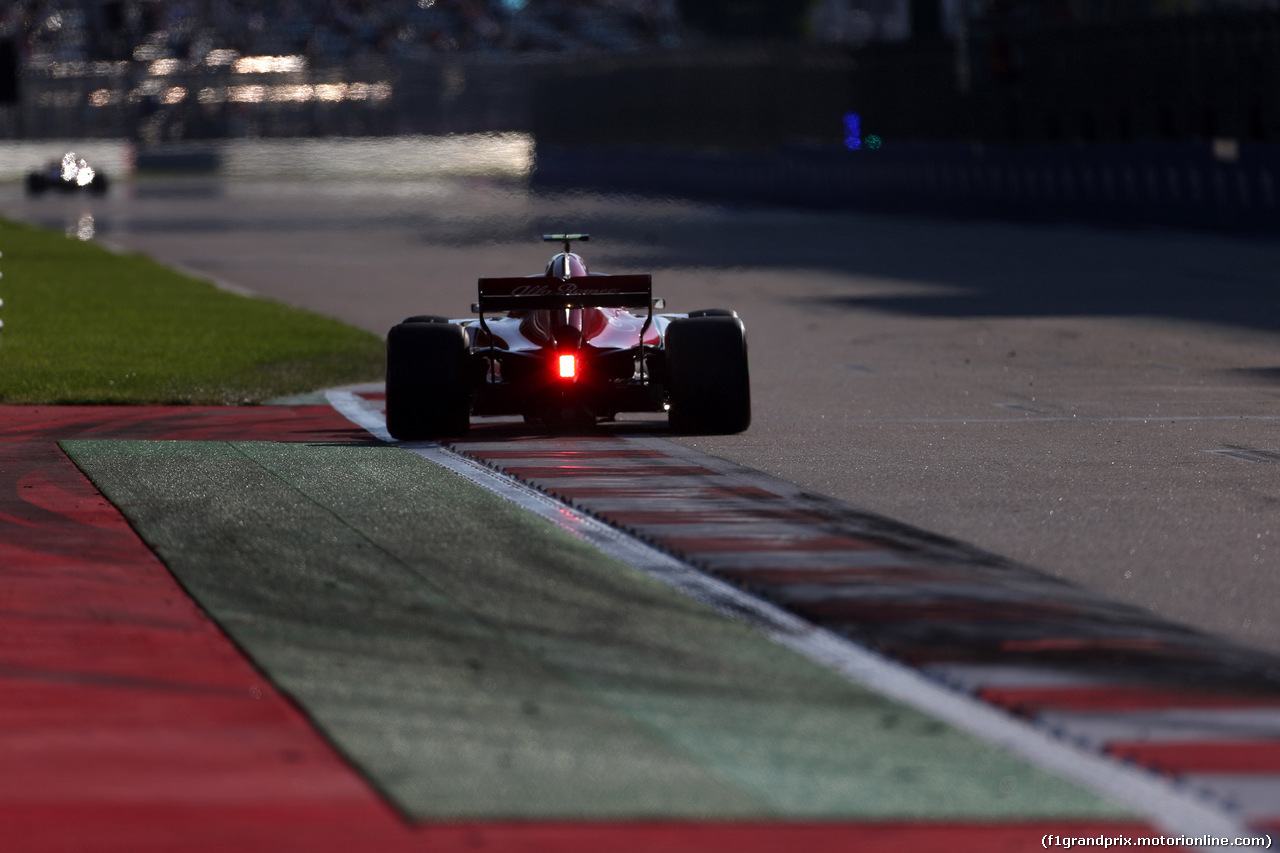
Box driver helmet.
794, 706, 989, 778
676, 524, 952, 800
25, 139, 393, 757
545, 252, 588, 278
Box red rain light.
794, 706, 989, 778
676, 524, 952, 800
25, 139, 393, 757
558, 353, 577, 379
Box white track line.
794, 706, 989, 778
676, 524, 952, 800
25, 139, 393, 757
326, 388, 1257, 848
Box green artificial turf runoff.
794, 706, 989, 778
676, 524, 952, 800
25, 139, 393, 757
0, 217, 384, 404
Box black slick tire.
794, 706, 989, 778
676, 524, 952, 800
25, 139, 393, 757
665, 315, 751, 435
385, 321, 470, 439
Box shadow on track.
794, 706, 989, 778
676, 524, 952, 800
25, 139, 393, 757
456, 415, 672, 441
505, 196, 1280, 337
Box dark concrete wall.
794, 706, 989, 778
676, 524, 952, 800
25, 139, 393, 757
865, 13, 1280, 145
529, 47, 855, 152
532, 140, 1280, 235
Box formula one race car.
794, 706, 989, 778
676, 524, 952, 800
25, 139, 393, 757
25, 152, 109, 196
385, 234, 750, 438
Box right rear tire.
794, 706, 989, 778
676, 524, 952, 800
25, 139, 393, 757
385, 321, 470, 439
665, 315, 751, 435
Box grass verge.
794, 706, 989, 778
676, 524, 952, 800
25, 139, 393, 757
0, 216, 384, 404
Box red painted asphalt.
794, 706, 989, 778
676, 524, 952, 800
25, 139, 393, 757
0, 405, 1165, 850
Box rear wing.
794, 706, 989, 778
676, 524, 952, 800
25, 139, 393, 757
475, 275, 653, 312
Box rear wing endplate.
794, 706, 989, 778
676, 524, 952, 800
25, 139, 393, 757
475, 275, 652, 312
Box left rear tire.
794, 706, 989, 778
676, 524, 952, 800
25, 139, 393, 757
385, 321, 470, 440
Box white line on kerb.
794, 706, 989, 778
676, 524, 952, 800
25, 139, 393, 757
326, 388, 1254, 849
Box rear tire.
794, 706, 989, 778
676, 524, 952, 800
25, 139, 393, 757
402, 314, 450, 324
665, 315, 751, 435
385, 321, 470, 439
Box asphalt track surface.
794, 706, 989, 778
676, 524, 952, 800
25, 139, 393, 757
5, 174, 1280, 847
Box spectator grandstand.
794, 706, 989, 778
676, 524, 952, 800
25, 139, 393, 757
0, 0, 686, 69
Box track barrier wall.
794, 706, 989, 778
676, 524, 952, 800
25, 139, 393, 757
532, 140, 1280, 235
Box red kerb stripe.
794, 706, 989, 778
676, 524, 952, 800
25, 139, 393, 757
789, 599, 1086, 624
662, 535, 881, 553
715, 567, 964, 585
1106, 740, 1280, 774
607, 509, 830, 525
506, 465, 719, 479
550, 485, 778, 500
980, 685, 1280, 715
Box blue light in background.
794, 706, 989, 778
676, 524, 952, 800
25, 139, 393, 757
501, 0, 527, 10
844, 113, 862, 150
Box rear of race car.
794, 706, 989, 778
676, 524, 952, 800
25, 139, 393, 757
384, 236, 750, 439
465, 271, 666, 427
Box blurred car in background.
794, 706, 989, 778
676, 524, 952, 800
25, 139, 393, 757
26, 153, 109, 196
